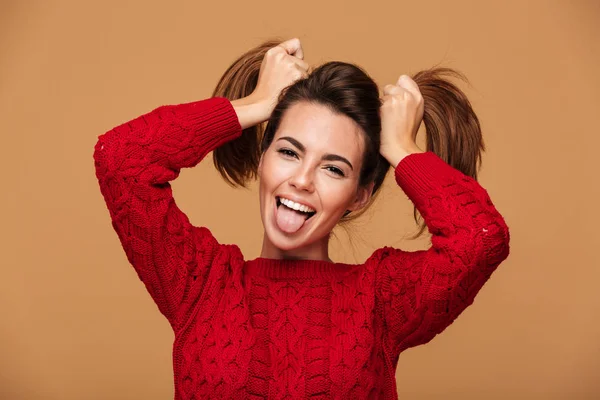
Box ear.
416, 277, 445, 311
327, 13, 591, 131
348, 181, 375, 212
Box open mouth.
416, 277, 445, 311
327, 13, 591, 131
276, 197, 317, 221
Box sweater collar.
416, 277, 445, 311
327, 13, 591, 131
244, 257, 361, 280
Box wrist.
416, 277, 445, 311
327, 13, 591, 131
382, 143, 424, 168
231, 95, 272, 129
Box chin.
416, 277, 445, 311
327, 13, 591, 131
263, 211, 333, 254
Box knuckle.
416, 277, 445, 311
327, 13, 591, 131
383, 84, 397, 93
267, 47, 280, 58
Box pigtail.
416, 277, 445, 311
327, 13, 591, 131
212, 39, 282, 187
409, 67, 486, 238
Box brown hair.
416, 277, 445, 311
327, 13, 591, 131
212, 40, 484, 239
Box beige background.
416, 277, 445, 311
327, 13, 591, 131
1, 0, 599, 399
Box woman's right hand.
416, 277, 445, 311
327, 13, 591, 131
250, 38, 309, 117
232, 38, 309, 129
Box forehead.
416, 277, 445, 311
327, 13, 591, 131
275, 102, 365, 159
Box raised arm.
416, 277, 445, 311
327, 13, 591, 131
373, 74, 510, 355
93, 38, 308, 330
373, 151, 510, 355
93, 97, 242, 329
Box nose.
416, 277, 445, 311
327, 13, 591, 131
289, 164, 315, 193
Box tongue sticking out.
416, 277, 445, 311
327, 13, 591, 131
276, 205, 308, 233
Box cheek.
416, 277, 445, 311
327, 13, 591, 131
259, 154, 288, 191
317, 177, 357, 213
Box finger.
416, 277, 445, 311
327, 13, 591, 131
396, 75, 420, 95
294, 44, 304, 60
293, 63, 309, 79
279, 38, 303, 59
383, 83, 404, 96
291, 57, 309, 72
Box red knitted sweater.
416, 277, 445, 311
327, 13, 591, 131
93, 97, 510, 399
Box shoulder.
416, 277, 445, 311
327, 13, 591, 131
365, 246, 408, 266
364, 247, 413, 294
191, 226, 246, 270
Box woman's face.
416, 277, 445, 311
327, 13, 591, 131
258, 101, 372, 252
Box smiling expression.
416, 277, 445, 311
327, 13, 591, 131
258, 101, 372, 254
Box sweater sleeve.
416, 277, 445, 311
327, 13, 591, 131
93, 97, 242, 330
372, 151, 510, 355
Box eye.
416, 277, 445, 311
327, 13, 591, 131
325, 165, 345, 177
277, 148, 298, 159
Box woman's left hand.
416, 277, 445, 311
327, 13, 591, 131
379, 75, 425, 166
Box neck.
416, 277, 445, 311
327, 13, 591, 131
260, 232, 332, 262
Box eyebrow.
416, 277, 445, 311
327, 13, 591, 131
277, 136, 354, 170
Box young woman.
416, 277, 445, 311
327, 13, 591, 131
94, 38, 510, 399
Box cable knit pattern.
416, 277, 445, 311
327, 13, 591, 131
93, 97, 510, 399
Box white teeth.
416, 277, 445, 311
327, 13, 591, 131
279, 197, 315, 213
